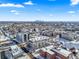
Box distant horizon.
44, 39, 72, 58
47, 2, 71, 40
1, 20, 79, 22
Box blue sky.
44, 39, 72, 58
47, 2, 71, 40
0, 0, 79, 21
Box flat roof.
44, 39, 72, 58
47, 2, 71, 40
30, 36, 49, 42
32, 45, 54, 57
52, 48, 71, 57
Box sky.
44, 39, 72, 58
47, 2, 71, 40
0, 0, 79, 21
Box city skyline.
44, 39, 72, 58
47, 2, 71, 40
0, 0, 79, 21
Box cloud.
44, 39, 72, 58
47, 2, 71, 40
0, 3, 24, 8
10, 10, 17, 13
68, 11, 76, 14
49, 14, 53, 16
70, 0, 79, 6
24, 0, 34, 5
10, 10, 20, 15
14, 12, 19, 15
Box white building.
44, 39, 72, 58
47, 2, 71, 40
16, 32, 29, 43
29, 36, 50, 49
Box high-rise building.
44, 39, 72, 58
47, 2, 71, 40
22, 33, 29, 43
16, 32, 29, 43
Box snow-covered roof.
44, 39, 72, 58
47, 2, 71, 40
30, 36, 49, 42
41, 45, 54, 55
0, 35, 9, 42
10, 45, 23, 56
52, 48, 71, 57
